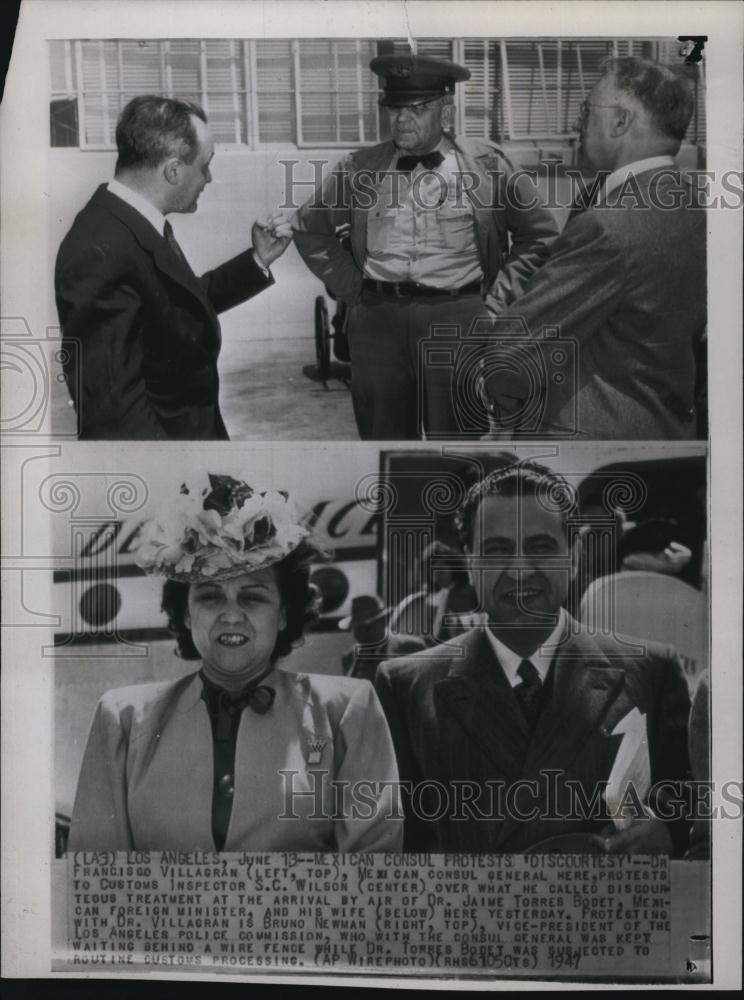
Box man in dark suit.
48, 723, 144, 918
376, 460, 692, 853
483, 57, 706, 440
55, 95, 292, 439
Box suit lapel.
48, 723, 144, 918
525, 645, 625, 777
93, 186, 217, 321
433, 629, 531, 783
494, 627, 626, 848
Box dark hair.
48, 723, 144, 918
115, 95, 208, 172
160, 538, 324, 664
602, 56, 694, 143
455, 460, 577, 550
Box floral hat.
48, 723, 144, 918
135, 474, 309, 582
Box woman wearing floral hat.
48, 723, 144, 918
68, 475, 403, 853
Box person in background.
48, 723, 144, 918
619, 517, 693, 578
388, 540, 478, 646
340, 594, 426, 683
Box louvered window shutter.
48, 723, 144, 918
203, 40, 245, 144
459, 40, 500, 140
295, 39, 380, 145
49, 37, 706, 151
255, 40, 294, 145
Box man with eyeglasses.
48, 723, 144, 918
482, 56, 707, 441
292, 53, 559, 440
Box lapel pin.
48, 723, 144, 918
307, 736, 326, 765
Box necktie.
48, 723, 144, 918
200, 674, 276, 850
163, 219, 186, 262
515, 659, 543, 730
396, 150, 445, 175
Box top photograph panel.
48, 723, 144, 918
47, 35, 707, 442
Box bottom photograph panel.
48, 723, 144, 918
49, 440, 711, 982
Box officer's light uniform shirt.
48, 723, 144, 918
364, 138, 484, 290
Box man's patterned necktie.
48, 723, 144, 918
515, 658, 543, 730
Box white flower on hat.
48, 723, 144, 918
135, 475, 310, 581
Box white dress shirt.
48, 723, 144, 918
482, 606, 569, 686
106, 178, 270, 275
601, 155, 676, 201
107, 178, 166, 236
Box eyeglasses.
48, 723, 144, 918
577, 100, 628, 122
386, 98, 443, 117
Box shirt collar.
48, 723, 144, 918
483, 607, 568, 687
107, 178, 167, 236
602, 155, 676, 199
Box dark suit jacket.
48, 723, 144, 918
375, 619, 691, 853
484, 169, 706, 439
55, 185, 273, 439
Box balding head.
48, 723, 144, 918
601, 57, 695, 144
577, 57, 696, 171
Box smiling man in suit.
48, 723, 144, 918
55, 95, 292, 439
375, 460, 692, 853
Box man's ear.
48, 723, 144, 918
609, 106, 634, 138
163, 157, 181, 186
440, 102, 455, 132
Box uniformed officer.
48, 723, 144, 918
293, 53, 559, 440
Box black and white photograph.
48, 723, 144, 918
46, 439, 711, 978
1, 0, 741, 989
45, 25, 709, 442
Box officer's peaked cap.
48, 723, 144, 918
370, 54, 470, 107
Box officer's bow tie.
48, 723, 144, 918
396, 150, 445, 175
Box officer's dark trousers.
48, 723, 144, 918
346, 290, 489, 440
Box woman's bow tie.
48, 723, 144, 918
201, 673, 276, 740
